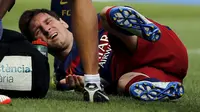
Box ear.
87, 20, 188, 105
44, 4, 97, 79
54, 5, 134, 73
59, 18, 69, 29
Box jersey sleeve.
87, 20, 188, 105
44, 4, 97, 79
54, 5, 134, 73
54, 58, 66, 81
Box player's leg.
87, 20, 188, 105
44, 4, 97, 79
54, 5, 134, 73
100, 6, 161, 42
99, 6, 150, 54
70, 0, 109, 102
117, 67, 184, 101
0, 0, 15, 19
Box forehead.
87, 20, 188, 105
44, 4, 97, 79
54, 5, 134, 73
29, 13, 51, 27
32, 13, 51, 22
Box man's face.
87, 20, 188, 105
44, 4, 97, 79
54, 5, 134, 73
29, 13, 73, 52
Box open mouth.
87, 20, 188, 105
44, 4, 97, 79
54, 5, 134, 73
50, 32, 58, 39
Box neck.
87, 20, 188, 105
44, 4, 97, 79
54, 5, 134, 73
52, 41, 73, 62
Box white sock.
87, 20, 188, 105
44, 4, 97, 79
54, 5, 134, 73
84, 74, 101, 89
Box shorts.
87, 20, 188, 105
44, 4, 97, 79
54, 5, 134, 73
108, 23, 188, 84
132, 66, 182, 82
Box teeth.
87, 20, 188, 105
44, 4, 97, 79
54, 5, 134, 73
50, 32, 58, 39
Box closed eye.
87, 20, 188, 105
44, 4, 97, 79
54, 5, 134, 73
35, 29, 41, 37
46, 18, 52, 25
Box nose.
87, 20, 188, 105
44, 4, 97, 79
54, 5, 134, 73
42, 24, 51, 36
43, 24, 51, 32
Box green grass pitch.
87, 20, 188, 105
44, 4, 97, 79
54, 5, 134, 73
1, 0, 200, 111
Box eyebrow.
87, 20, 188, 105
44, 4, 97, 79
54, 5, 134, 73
44, 17, 52, 23
32, 17, 52, 34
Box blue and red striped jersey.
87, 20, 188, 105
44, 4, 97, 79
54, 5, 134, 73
52, 5, 113, 83
51, 0, 72, 31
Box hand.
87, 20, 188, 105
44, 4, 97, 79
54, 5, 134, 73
60, 74, 84, 92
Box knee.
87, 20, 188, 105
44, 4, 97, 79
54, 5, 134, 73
117, 72, 149, 94
100, 6, 112, 18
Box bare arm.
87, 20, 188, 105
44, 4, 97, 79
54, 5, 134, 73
0, 0, 15, 19
100, 6, 138, 54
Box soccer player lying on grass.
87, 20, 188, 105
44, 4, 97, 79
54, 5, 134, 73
18, 6, 188, 101
1, 0, 108, 102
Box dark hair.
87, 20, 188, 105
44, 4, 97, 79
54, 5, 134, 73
19, 9, 60, 42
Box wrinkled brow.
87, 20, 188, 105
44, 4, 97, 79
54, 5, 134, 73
32, 17, 51, 34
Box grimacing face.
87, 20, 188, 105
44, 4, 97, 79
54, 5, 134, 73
29, 13, 73, 52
